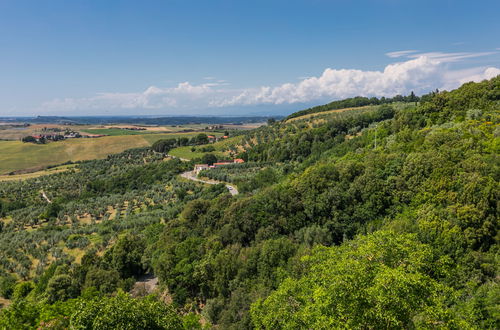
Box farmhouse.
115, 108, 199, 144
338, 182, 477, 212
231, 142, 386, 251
194, 164, 210, 174
213, 162, 232, 166
194, 159, 245, 174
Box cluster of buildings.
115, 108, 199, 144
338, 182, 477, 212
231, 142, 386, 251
28, 131, 105, 143
194, 158, 245, 174
121, 127, 146, 131
30, 134, 65, 142
205, 124, 224, 130
207, 135, 229, 143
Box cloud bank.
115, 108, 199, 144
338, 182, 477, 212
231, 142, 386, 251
41, 51, 500, 114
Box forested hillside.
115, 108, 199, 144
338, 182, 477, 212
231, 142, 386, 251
0, 77, 498, 329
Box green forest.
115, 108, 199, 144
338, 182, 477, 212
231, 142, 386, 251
0, 76, 498, 329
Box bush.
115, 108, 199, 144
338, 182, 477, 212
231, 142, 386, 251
0, 274, 16, 299
70, 291, 183, 329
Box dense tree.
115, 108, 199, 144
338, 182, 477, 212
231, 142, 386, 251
194, 133, 209, 145
21, 135, 37, 143
83, 268, 120, 294
0, 274, 17, 299
0, 76, 498, 328
70, 292, 184, 329
45, 274, 75, 304
201, 153, 218, 166
108, 234, 147, 278
152, 138, 177, 153
251, 231, 468, 329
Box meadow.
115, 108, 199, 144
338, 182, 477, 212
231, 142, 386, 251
80, 128, 158, 136
0, 132, 208, 174
168, 135, 244, 160
0, 164, 77, 182
285, 105, 374, 122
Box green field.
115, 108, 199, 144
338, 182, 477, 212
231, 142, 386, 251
141, 132, 223, 144
0, 164, 77, 182
169, 135, 243, 160
80, 128, 157, 136
0, 133, 206, 174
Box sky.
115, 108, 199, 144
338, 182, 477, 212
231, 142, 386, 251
0, 0, 499, 117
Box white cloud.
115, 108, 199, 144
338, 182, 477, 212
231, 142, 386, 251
42, 81, 232, 112
386, 50, 418, 58
219, 56, 499, 107
40, 51, 500, 114
406, 51, 496, 63
442, 66, 500, 90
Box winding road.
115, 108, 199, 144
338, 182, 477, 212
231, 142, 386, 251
180, 170, 239, 195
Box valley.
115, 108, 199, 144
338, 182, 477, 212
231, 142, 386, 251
0, 78, 498, 328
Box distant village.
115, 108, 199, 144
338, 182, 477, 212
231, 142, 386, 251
20, 125, 231, 145
22, 127, 105, 144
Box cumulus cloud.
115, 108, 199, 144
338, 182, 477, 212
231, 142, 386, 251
219, 56, 444, 106
42, 82, 233, 111
218, 53, 499, 107
41, 51, 500, 114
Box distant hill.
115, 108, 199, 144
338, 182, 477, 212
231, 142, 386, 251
285, 93, 421, 120
0, 115, 281, 126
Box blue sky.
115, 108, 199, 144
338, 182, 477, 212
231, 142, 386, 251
1, 0, 499, 116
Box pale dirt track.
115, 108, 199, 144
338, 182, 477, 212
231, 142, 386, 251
181, 170, 239, 195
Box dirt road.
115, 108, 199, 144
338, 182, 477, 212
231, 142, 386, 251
181, 170, 239, 195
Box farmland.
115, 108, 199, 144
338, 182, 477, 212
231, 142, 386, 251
0, 132, 212, 174
168, 135, 244, 160
0, 164, 77, 182
0, 77, 499, 328
80, 128, 157, 136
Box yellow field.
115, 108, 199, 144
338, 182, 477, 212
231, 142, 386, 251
0, 164, 77, 182
285, 106, 373, 123
0, 133, 203, 174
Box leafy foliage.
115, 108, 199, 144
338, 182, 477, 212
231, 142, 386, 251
70, 291, 183, 329
0, 76, 499, 328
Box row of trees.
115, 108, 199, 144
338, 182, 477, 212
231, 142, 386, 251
152, 133, 222, 153
285, 92, 420, 120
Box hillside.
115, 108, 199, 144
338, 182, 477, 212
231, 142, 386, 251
0, 132, 215, 175
0, 77, 498, 328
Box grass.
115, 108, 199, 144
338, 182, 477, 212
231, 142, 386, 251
169, 146, 224, 160
285, 105, 375, 123
0, 164, 77, 182
0, 133, 206, 174
169, 135, 243, 160
141, 132, 223, 144
80, 128, 157, 136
